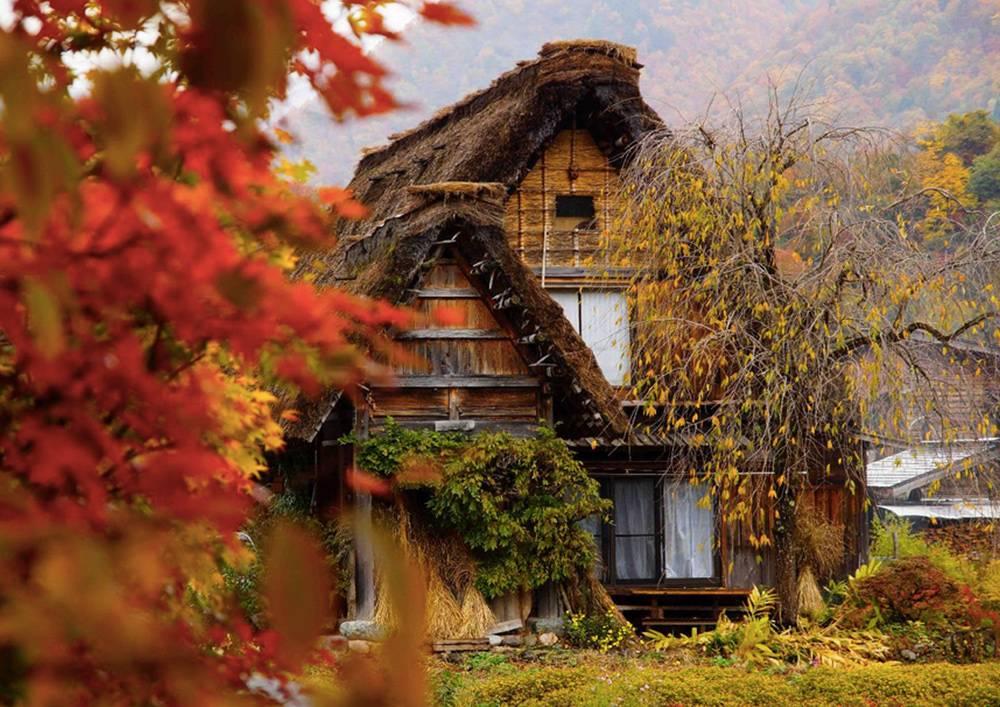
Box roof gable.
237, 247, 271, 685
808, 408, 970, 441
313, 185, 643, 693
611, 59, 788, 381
335, 40, 659, 246
284, 41, 659, 441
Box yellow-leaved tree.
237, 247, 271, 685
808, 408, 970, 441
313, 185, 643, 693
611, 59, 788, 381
605, 92, 1000, 620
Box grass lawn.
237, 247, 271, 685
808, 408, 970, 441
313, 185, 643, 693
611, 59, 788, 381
430, 650, 1000, 706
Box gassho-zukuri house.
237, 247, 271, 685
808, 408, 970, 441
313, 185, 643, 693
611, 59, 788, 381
275, 40, 867, 634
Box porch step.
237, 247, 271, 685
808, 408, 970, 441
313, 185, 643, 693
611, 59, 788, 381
610, 588, 751, 633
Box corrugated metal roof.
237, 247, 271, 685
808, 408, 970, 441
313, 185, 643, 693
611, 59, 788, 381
866, 442, 995, 489
879, 501, 1000, 520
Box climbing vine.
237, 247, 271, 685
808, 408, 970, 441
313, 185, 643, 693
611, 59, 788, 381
354, 421, 610, 598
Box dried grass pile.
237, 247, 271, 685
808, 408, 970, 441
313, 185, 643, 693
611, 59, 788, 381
796, 566, 825, 620
374, 508, 495, 640
794, 507, 846, 580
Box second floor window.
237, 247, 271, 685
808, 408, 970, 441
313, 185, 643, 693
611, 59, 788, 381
548, 288, 630, 385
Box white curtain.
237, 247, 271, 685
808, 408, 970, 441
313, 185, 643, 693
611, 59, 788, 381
544, 288, 630, 385
662, 481, 714, 579
548, 289, 580, 330
580, 290, 630, 386
614, 479, 656, 580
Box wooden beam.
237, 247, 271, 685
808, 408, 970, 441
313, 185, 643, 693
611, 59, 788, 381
378, 420, 541, 436
371, 375, 539, 389
396, 328, 506, 340
411, 288, 479, 299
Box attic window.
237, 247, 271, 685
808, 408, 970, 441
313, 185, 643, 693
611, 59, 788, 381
554, 194, 597, 231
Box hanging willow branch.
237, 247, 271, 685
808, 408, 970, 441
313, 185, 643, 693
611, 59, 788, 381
603, 87, 1000, 616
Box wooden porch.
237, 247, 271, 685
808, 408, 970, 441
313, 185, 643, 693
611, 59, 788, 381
609, 587, 752, 633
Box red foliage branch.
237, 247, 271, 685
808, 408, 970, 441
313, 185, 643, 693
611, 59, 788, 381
0, 1, 472, 702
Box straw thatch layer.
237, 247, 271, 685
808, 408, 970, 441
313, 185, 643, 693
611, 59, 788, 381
282, 40, 660, 440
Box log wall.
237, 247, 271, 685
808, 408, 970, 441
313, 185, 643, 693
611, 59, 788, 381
368, 256, 545, 430
503, 128, 620, 278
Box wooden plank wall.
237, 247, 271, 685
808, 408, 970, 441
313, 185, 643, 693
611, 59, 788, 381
369, 257, 544, 428
503, 129, 620, 275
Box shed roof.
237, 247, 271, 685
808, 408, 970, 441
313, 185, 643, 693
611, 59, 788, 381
879, 501, 1000, 521
866, 440, 999, 494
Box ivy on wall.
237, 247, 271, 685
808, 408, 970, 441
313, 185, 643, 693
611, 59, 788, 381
352, 422, 610, 598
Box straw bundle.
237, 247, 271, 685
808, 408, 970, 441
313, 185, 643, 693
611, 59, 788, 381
373, 509, 495, 640
797, 566, 826, 621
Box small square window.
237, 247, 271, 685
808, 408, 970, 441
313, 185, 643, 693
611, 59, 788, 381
555, 195, 595, 218
554, 194, 596, 231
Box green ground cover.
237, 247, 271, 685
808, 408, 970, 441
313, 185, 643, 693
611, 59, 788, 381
432, 653, 1000, 706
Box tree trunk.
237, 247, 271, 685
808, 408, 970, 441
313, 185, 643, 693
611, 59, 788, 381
772, 481, 798, 625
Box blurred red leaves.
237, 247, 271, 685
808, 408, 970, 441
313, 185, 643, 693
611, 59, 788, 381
0, 0, 472, 703
346, 466, 394, 497
263, 522, 332, 668
420, 2, 476, 26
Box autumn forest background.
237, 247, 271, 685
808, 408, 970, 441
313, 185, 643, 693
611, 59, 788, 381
280, 0, 999, 185
0, 0, 998, 705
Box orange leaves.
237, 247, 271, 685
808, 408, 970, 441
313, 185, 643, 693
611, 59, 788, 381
419, 2, 476, 26
88, 69, 171, 180
430, 304, 465, 327
263, 522, 331, 668
346, 467, 393, 497
319, 186, 369, 219
0, 0, 470, 701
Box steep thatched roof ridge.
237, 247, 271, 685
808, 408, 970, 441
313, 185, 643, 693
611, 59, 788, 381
357, 39, 645, 168
284, 40, 661, 441
336, 39, 660, 245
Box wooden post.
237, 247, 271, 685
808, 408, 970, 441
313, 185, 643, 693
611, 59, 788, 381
353, 401, 376, 621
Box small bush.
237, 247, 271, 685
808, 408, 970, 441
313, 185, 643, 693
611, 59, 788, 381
464, 651, 512, 673
840, 557, 993, 629
871, 517, 979, 586
564, 611, 634, 652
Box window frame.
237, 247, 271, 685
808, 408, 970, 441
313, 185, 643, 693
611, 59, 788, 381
595, 475, 723, 588
546, 286, 631, 386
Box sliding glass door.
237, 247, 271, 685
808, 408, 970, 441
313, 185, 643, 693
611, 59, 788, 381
598, 476, 718, 585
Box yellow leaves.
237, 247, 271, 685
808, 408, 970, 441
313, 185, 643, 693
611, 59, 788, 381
274, 157, 317, 184
23, 276, 65, 359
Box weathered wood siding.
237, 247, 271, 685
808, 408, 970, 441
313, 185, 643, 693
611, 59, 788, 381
369, 257, 544, 430
503, 128, 619, 276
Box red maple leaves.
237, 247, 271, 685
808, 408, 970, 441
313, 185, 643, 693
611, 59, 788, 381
0, 0, 473, 702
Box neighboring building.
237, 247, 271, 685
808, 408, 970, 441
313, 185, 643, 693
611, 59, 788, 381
865, 339, 1000, 527
868, 440, 1000, 522
278, 41, 865, 631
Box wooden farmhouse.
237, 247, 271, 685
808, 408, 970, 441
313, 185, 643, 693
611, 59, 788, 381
278, 40, 866, 632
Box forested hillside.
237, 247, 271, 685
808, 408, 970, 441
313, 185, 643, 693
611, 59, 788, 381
280, 0, 999, 184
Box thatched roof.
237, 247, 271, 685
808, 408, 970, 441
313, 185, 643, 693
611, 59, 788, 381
285, 40, 662, 441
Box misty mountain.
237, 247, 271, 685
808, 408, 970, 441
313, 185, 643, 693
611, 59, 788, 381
279, 0, 998, 185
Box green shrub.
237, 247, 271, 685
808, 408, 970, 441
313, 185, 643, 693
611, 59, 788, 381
354, 423, 610, 598
564, 611, 634, 652
464, 651, 513, 673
